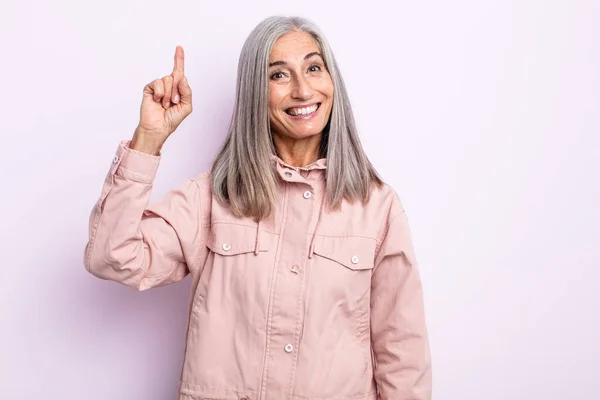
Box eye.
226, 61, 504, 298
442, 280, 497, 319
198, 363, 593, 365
308, 64, 322, 72
270, 71, 285, 80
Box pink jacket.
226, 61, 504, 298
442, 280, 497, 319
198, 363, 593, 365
84, 140, 432, 400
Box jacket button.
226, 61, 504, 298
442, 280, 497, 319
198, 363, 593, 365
222, 243, 231, 251
303, 191, 312, 199
351, 255, 359, 264
284, 344, 294, 353
284, 171, 292, 178
113, 155, 119, 164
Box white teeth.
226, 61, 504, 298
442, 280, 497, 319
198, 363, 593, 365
288, 104, 318, 116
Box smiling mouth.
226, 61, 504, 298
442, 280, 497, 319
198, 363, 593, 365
285, 103, 321, 116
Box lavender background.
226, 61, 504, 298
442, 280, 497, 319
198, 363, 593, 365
0, 0, 598, 399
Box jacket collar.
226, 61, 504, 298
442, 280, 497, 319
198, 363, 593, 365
270, 154, 327, 172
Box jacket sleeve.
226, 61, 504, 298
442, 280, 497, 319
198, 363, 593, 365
370, 207, 432, 400
84, 140, 204, 291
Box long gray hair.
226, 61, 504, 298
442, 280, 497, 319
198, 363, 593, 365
210, 16, 384, 221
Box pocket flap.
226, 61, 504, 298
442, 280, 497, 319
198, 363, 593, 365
312, 235, 376, 270
207, 223, 269, 255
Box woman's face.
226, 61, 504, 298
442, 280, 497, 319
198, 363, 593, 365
268, 30, 334, 142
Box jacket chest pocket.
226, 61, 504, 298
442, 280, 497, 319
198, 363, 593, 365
207, 223, 269, 256
312, 234, 376, 271
310, 235, 377, 305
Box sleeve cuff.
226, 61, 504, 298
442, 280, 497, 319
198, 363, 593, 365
110, 140, 161, 184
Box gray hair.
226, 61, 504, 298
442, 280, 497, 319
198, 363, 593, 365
210, 16, 384, 221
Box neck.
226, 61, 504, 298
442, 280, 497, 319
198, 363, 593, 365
272, 132, 322, 167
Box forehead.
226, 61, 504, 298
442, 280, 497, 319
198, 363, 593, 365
269, 30, 320, 61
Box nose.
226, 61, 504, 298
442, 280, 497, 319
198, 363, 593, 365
291, 74, 314, 101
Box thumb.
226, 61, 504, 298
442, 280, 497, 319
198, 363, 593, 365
178, 76, 192, 106
142, 83, 155, 102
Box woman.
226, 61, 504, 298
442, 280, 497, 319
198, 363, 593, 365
84, 16, 432, 400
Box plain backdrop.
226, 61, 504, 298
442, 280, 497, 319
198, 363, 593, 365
0, 0, 598, 399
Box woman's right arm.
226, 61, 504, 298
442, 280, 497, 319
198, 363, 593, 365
84, 46, 199, 291
84, 142, 204, 290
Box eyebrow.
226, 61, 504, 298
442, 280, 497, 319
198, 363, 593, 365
269, 52, 324, 67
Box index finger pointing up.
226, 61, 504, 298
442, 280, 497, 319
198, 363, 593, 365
173, 46, 185, 75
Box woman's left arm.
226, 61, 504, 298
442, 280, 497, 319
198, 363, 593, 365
370, 209, 432, 400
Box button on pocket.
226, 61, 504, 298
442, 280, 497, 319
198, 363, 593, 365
312, 236, 376, 271
207, 223, 270, 255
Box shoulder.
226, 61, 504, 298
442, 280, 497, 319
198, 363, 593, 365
368, 181, 406, 221
363, 182, 411, 250
172, 170, 213, 200
176, 171, 213, 225
190, 170, 212, 190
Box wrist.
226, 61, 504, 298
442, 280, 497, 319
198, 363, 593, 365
130, 129, 164, 156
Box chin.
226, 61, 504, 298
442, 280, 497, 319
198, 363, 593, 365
287, 129, 324, 139
291, 123, 328, 137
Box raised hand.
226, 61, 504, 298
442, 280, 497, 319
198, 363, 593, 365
130, 46, 193, 155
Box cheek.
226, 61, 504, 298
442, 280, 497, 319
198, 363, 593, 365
269, 86, 286, 110
316, 77, 334, 101
325, 79, 334, 99
320, 80, 334, 110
